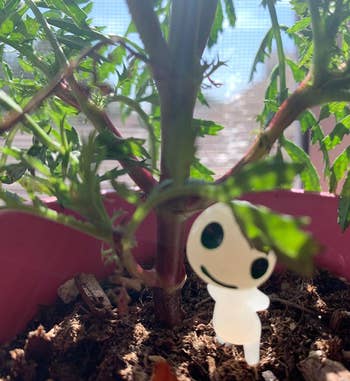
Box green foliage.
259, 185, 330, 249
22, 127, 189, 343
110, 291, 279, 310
281, 137, 321, 191
231, 201, 318, 275
3, 0, 350, 289
122, 157, 305, 247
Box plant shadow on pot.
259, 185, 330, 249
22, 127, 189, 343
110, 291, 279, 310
1, 189, 350, 344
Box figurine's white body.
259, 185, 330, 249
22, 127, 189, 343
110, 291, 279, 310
208, 284, 270, 365
186, 202, 277, 366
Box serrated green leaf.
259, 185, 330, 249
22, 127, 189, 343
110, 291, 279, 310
225, 157, 304, 195
190, 157, 215, 182
21, 153, 51, 176
222, 0, 236, 26
60, 0, 88, 25
18, 58, 34, 73
285, 57, 305, 83
193, 119, 224, 137
319, 104, 330, 121
98, 61, 116, 82
2, 61, 13, 81
208, 0, 223, 48
197, 90, 209, 107
330, 146, 350, 193
46, 17, 103, 40
250, 27, 273, 81
0, 163, 27, 184
287, 16, 310, 34
19, 174, 55, 195
98, 167, 127, 183
0, 19, 14, 36
323, 115, 350, 150
282, 137, 321, 191
95, 130, 148, 160
339, 170, 350, 231
111, 180, 141, 205
231, 200, 318, 276
24, 16, 40, 35
311, 123, 331, 177
328, 102, 349, 121
299, 42, 313, 68
299, 109, 317, 133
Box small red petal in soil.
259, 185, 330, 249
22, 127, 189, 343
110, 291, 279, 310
151, 358, 179, 381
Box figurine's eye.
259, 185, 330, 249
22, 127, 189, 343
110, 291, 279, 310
250, 257, 269, 279
201, 222, 224, 249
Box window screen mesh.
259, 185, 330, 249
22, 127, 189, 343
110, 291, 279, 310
90, 0, 295, 102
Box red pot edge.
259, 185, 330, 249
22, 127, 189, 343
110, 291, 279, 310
1, 188, 348, 344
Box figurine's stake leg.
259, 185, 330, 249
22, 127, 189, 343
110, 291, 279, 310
243, 342, 260, 366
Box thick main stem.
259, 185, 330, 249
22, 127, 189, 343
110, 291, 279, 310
127, 0, 218, 326
152, 83, 198, 324
153, 209, 187, 326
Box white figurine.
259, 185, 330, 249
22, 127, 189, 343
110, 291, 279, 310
186, 202, 276, 366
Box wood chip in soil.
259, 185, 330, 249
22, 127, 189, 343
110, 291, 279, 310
1, 269, 350, 380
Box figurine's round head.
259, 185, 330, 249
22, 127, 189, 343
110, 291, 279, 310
186, 202, 277, 289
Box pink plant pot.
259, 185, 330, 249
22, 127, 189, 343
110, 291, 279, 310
0, 190, 349, 343
0, 192, 156, 343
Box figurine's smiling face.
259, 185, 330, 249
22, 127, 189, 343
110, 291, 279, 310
186, 203, 276, 289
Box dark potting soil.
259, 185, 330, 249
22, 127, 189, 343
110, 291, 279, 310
1, 269, 350, 381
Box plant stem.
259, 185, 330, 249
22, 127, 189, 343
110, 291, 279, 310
266, 0, 287, 100
153, 209, 187, 326
308, 0, 328, 85
126, 0, 171, 73
218, 80, 314, 182
128, 0, 218, 325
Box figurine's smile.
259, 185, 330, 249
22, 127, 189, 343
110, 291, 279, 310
200, 265, 238, 289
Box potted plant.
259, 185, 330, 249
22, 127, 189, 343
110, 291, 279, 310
2, 0, 350, 378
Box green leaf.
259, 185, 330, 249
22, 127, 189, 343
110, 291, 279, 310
60, 0, 88, 25
46, 17, 103, 40
285, 57, 306, 83
0, 163, 27, 184
299, 42, 313, 68
193, 118, 224, 137
299, 109, 317, 133
281, 137, 321, 191
197, 90, 209, 107
323, 115, 350, 150
0, 18, 14, 35
230, 157, 303, 195
98, 167, 127, 183
231, 200, 318, 275
190, 157, 215, 182
287, 16, 311, 34
339, 170, 350, 231
250, 27, 273, 81
18, 58, 34, 73
21, 153, 51, 176
327, 102, 349, 121
208, 0, 223, 48
299, 110, 330, 176
2, 61, 13, 81
330, 146, 350, 193
24, 16, 40, 35
111, 180, 141, 205
311, 122, 331, 178
95, 130, 148, 160
319, 104, 330, 121
222, 0, 236, 26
